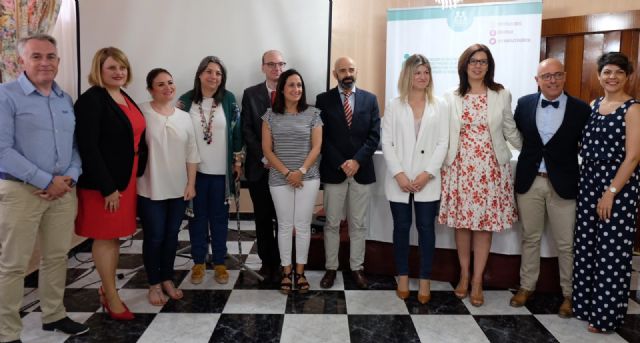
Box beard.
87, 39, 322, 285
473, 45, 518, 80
338, 76, 355, 89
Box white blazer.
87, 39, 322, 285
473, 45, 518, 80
381, 96, 449, 203
443, 88, 522, 166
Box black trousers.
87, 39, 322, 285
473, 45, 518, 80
248, 173, 280, 267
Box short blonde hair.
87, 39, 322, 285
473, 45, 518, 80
88, 47, 132, 87
397, 54, 433, 103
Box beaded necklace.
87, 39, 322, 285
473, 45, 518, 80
198, 98, 217, 144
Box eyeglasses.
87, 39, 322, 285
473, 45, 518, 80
264, 62, 287, 69
539, 72, 565, 81
468, 59, 488, 66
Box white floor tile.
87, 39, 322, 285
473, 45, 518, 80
627, 297, 640, 314
242, 254, 263, 270
173, 255, 195, 270
407, 278, 453, 291
344, 290, 408, 315
630, 271, 638, 291
119, 240, 142, 254
535, 314, 628, 343
462, 290, 532, 315
137, 313, 219, 343
411, 314, 490, 343
226, 241, 254, 255
223, 290, 287, 314
21, 288, 40, 312
281, 314, 350, 343
67, 253, 94, 269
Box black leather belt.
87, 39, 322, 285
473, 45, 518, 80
0, 172, 22, 182
536, 172, 549, 178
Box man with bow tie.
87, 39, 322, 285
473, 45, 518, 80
510, 58, 590, 317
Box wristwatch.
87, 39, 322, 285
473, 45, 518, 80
608, 186, 618, 194
299, 167, 307, 175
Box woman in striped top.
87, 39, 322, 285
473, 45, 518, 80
261, 69, 323, 294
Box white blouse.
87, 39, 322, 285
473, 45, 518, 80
137, 102, 200, 200
189, 98, 227, 175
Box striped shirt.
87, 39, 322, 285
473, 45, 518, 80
262, 106, 323, 186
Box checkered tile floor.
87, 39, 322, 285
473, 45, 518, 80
18, 220, 640, 342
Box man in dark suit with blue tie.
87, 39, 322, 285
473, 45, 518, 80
316, 57, 380, 289
510, 58, 590, 317
240, 50, 286, 282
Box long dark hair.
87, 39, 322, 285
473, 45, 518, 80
272, 69, 308, 114
192, 55, 227, 104
456, 43, 503, 96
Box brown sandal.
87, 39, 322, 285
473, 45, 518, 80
280, 271, 293, 294
295, 272, 309, 293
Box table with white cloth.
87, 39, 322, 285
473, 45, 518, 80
366, 150, 561, 257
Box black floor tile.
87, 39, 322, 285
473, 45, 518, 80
521, 292, 565, 315
474, 315, 558, 343
117, 254, 144, 269
405, 291, 471, 314
343, 272, 396, 290
348, 314, 420, 343
617, 314, 640, 342
285, 290, 347, 314
160, 289, 231, 313
122, 269, 188, 289
211, 313, 283, 343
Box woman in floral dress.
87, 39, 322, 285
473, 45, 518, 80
440, 44, 522, 307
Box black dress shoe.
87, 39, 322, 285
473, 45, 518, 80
320, 270, 337, 288
258, 265, 272, 281
42, 317, 89, 336
352, 270, 368, 289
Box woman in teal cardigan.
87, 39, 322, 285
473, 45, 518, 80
178, 56, 243, 285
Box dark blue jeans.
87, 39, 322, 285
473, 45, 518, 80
189, 173, 229, 264
389, 197, 438, 279
138, 195, 187, 285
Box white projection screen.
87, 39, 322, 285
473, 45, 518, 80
77, 0, 331, 104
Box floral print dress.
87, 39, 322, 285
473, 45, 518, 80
438, 93, 518, 232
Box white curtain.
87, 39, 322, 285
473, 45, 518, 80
51, 0, 77, 100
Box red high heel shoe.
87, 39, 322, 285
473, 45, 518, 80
99, 286, 135, 320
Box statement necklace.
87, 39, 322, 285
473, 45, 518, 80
198, 99, 217, 144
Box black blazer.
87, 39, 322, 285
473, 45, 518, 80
513, 92, 590, 199
241, 82, 271, 182
74, 86, 148, 196
315, 87, 380, 184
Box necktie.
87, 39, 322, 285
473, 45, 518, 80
270, 90, 276, 106
541, 99, 559, 108
343, 90, 353, 128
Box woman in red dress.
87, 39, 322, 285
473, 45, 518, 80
74, 47, 147, 320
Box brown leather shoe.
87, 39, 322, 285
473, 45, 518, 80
510, 288, 534, 307
320, 270, 337, 289
558, 296, 572, 318
352, 270, 368, 289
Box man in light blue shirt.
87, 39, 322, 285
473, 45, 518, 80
511, 58, 590, 318
0, 34, 88, 342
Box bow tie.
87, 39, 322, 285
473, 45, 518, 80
541, 99, 559, 109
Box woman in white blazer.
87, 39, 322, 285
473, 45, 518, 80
439, 44, 522, 307
381, 54, 449, 304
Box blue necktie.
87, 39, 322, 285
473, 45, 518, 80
541, 99, 559, 108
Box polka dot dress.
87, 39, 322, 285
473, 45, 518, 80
572, 97, 639, 332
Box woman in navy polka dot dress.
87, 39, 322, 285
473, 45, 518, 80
572, 52, 640, 333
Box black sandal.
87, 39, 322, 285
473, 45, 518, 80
280, 271, 293, 294
295, 272, 309, 293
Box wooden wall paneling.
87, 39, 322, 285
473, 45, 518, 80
563, 36, 583, 98
581, 33, 605, 102
540, 37, 547, 62
545, 36, 567, 62
542, 10, 640, 36
603, 31, 622, 53
620, 30, 640, 98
